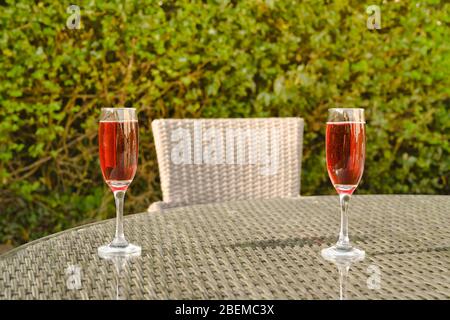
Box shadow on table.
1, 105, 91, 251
227, 236, 369, 300
226, 236, 368, 250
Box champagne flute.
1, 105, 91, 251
321, 108, 366, 261
98, 108, 141, 257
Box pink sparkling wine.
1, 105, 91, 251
99, 120, 138, 192
326, 122, 365, 195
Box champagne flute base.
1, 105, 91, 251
98, 243, 141, 258
321, 245, 365, 263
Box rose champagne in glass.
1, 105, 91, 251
322, 108, 366, 262
98, 108, 141, 257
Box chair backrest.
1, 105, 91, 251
151, 118, 304, 209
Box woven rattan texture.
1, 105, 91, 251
1, 196, 449, 300
150, 118, 303, 210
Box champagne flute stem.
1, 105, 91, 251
111, 190, 128, 247
337, 194, 351, 250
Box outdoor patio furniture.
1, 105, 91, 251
1, 195, 449, 300
148, 118, 304, 211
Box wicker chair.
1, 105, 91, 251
148, 118, 304, 212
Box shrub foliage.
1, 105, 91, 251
0, 0, 449, 245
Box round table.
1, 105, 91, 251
1, 195, 449, 300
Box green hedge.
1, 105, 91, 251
0, 0, 449, 245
